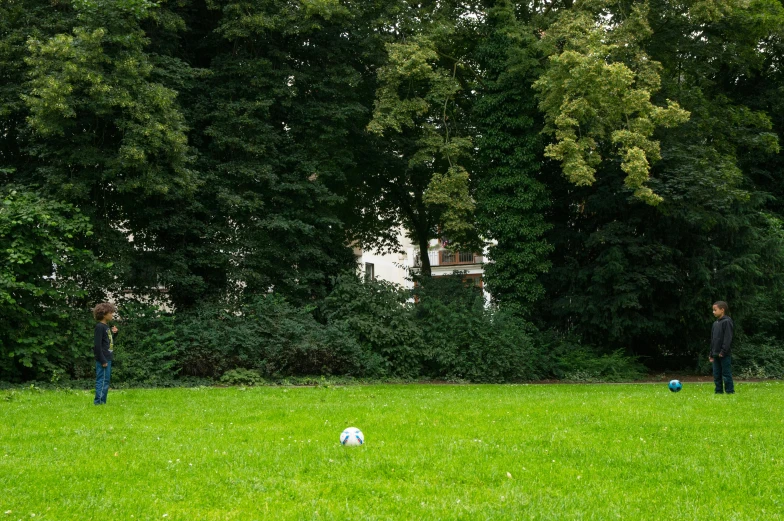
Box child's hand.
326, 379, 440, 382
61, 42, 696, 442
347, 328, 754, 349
709, 357, 714, 362
111, 326, 118, 334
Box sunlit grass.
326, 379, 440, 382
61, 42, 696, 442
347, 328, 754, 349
2, 382, 783, 520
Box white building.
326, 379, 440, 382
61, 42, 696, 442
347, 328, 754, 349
355, 228, 487, 291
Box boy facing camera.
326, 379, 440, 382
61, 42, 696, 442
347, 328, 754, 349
709, 301, 735, 395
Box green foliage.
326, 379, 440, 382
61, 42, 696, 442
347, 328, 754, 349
473, 2, 553, 316
176, 295, 384, 379
414, 274, 547, 382
219, 368, 266, 386
22, 0, 192, 194
552, 342, 647, 383
2, 0, 784, 382
61, 274, 556, 384
0, 189, 103, 380
734, 336, 784, 379
325, 272, 550, 382
534, 1, 689, 204
538, 0, 784, 369
321, 274, 424, 378
421, 166, 476, 251
732, 272, 784, 379
72, 0, 160, 18
111, 303, 178, 385
180, 0, 368, 305
366, 6, 483, 258
4, 0, 200, 309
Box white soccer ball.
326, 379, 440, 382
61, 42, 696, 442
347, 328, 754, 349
340, 427, 364, 446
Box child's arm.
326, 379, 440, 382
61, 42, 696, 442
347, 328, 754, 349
94, 327, 108, 366
720, 320, 733, 357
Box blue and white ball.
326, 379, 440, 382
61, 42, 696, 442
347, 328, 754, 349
340, 427, 364, 446
668, 379, 683, 392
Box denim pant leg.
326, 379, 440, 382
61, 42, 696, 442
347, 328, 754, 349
101, 361, 112, 404
94, 361, 112, 404
722, 356, 734, 393
95, 362, 106, 405
712, 358, 724, 393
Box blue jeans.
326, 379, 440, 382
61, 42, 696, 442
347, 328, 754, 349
94, 361, 112, 405
712, 356, 734, 394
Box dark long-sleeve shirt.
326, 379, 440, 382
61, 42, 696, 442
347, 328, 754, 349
94, 323, 117, 365
710, 315, 733, 357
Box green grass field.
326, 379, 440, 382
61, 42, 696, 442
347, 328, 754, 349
2, 382, 783, 520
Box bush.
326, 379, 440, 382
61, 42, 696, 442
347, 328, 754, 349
112, 303, 179, 385
733, 335, 784, 379
414, 274, 547, 382
2, 268, 668, 385
0, 189, 105, 382
176, 294, 385, 378
219, 368, 265, 386
551, 338, 646, 382
321, 274, 424, 377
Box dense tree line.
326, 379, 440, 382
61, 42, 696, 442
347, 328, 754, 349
2, 0, 783, 381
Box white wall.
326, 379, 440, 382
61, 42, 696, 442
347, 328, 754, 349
356, 228, 490, 297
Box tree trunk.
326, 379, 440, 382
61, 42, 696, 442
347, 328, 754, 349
418, 235, 431, 277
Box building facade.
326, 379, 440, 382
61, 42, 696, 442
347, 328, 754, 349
355, 229, 487, 292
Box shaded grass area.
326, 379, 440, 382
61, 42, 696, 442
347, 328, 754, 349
1, 383, 783, 520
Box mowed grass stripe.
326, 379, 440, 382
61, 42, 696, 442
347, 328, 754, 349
1, 383, 783, 520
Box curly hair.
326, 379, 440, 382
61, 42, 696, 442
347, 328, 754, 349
713, 301, 729, 314
93, 302, 117, 321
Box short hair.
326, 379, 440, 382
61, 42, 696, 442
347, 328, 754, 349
713, 301, 729, 313
93, 302, 117, 321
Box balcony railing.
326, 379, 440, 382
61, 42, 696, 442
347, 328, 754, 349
413, 251, 482, 267
413, 251, 439, 267
441, 251, 482, 265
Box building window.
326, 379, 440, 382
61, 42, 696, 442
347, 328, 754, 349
463, 273, 484, 289
364, 262, 375, 282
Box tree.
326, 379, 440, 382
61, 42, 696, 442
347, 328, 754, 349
363, 1, 484, 276
533, 0, 689, 205
186, 0, 382, 304
0, 188, 105, 380
538, 0, 784, 366
18, 0, 195, 304
473, 0, 553, 316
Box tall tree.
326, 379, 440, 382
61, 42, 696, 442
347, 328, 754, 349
537, 0, 784, 365
16, 0, 195, 303
364, 0, 483, 276
187, 0, 391, 303
473, 0, 553, 316
533, 0, 690, 205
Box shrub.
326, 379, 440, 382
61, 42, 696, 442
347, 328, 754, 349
552, 338, 646, 382
414, 274, 547, 382
321, 274, 424, 377
176, 295, 384, 378
112, 303, 178, 385
733, 335, 784, 379
219, 368, 265, 386
0, 189, 105, 382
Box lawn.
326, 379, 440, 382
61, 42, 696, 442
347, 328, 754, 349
1, 382, 783, 520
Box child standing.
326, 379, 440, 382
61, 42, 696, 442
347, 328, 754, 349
93, 302, 119, 405
709, 301, 735, 394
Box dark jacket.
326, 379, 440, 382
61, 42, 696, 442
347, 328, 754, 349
94, 323, 117, 365
710, 315, 733, 357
